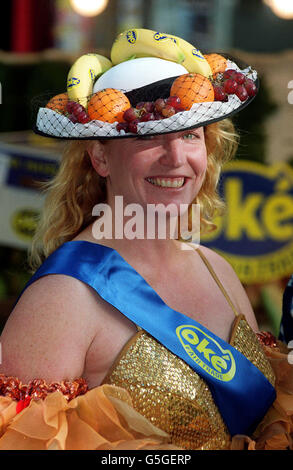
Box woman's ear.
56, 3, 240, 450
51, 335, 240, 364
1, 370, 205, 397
87, 141, 110, 178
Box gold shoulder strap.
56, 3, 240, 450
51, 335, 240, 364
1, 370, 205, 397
196, 247, 239, 317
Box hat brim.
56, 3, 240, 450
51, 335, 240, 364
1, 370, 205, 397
33, 57, 258, 140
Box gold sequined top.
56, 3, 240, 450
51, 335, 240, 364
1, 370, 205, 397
103, 249, 275, 450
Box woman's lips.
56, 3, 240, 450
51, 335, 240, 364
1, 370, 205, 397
145, 176, 187, 189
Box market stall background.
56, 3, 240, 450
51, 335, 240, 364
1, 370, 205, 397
0, 0, 293, 336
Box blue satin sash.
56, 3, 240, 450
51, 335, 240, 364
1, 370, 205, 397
17, 240, 276, 436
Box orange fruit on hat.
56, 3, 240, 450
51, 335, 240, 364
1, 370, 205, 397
87, 88, 131, 123
170, 73, 214, 110
204, 53, 227, 78
46, 92, 68, 113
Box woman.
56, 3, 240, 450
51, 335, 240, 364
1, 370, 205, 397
0, 29, 292, 451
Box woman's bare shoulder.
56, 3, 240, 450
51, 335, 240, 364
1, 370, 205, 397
0, 274, 103, 382
197, 245, 259, 332
197, 245, 236, 274
10, 273, 104, 329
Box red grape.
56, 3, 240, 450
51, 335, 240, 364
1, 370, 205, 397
128, 119, 139, 133
67, 113, 79, 123
161, 105, 176, 118
235, 84, 248, 102
123, 107, 140, 122
154, 111, 164, 120
66, 101, 79, 114
224, 79, 238, 94
79, 112, 91, 124
213, 85, 228, 102
244, 78, 257, 97
66, 101, 90, 123
155, 98, 166, 113
145, 102, 155, 112
116, 122, 129, 132
234, 72, 245, 85
136, 101, 154, 112
140, 112, 155, 122
166, 96, 182, 109
223, 69, 237, 80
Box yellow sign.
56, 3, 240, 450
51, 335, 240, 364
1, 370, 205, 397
201, 161, 293, 284
11, 208, 40, 241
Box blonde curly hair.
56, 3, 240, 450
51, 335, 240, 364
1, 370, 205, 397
28, 119, 238, 273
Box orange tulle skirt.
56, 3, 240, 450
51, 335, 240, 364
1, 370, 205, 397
0, 384, 181, 450
0, 342, 292, 451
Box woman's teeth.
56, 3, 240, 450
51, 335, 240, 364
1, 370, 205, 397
146, 177, 185, 188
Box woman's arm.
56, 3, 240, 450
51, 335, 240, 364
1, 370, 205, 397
0, 274, 99, 383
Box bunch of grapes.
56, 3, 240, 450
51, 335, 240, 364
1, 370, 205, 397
66, 101, 90, 124
117, 96, 183, 133
213, 69, 257, 103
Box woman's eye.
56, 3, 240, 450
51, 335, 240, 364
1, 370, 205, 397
182, 132, 200, 140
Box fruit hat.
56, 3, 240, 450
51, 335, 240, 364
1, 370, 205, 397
34, 28, 258, 139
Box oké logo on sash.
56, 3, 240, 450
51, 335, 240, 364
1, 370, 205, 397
126, 30, 137, 44
176, 325, 236, 382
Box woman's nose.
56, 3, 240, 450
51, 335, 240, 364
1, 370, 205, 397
158, 138, 186, 167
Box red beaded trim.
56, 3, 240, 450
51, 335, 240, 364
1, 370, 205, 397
256, 331, 278, 348
0, 374, 88, 402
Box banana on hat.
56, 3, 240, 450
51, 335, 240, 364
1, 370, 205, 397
66, 29, 212, 107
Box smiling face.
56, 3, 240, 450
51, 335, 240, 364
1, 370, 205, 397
89, 128, 207, 218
